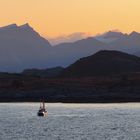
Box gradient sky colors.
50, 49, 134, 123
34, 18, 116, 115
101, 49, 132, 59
0, 0, 140, 38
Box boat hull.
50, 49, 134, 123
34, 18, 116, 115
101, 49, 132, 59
37, 111, 47, 117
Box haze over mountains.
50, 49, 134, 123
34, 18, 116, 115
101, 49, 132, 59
95, 30, 126, 43
1, 23, 140, 72
48, 32, 89, 45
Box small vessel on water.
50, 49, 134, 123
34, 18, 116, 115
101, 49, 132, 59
37, 101, 47, 117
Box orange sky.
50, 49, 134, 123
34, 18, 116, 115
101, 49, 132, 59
0, 0, 140, 38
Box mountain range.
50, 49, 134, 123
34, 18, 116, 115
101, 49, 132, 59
1, 23, 140, 72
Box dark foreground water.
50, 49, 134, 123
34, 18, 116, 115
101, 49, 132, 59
0, 103, 140, 140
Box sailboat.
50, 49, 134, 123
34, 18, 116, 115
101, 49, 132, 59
37, 101, 47, 117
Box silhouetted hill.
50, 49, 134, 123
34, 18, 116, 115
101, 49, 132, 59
22, 67, 64, 78
62, 50, 140, 77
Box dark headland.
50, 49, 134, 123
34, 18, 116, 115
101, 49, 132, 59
1, 50, 140, 103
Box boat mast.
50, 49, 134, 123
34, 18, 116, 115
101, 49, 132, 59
40, 101, 42, 109
43, 100, 45, 109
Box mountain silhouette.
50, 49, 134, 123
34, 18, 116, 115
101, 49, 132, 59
62, 50, 140, 77
110, 31, 140, 54
1, 23, 140, 72
22, 66, 64, 77
95, 30, 125, 43
0, 23, 51, 72
52, 37, 109, 66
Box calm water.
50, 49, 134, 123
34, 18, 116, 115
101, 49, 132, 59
0, 103, 140, 140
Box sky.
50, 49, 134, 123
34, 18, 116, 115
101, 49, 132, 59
0, 0, 140, 38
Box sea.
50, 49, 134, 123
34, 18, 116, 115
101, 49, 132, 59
0, 103, 140, 140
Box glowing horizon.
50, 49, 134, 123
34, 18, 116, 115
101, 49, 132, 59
0, 0, 140, 38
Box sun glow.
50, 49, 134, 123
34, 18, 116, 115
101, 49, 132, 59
0, 0, 140, 38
